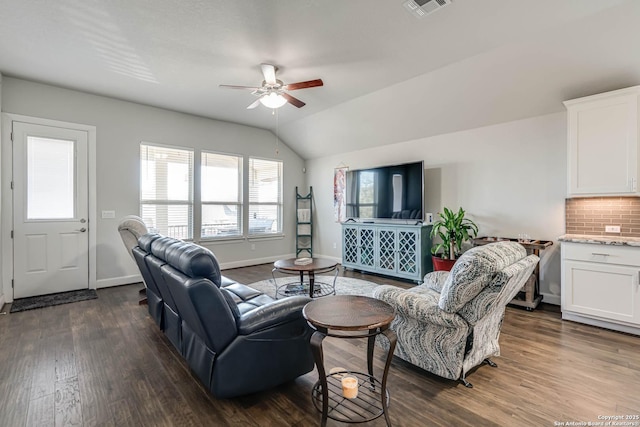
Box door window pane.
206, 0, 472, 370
27, 136, 75, 219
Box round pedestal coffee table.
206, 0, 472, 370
303, 295, 397, 427
272, 258, 338, 299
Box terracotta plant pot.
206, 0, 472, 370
432, 255, 456, 272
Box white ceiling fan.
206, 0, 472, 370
220, 64, 324, 109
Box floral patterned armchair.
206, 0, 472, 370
373, 241, 539, 387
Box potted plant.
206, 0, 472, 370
430, 207, 479, 271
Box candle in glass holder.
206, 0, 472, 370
341, 376, 358, 399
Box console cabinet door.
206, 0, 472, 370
563, 259, 640, 325
376, 227, 397, 275
565, 90, 639, 196
342, 225, 376, 269
397, 229, 420, 277
343, 225, 359, 266
358, 227, 376, 268
341, 223, 431, 283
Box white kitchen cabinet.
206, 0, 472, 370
564, 86, 640, 196
561, 241, 640, 335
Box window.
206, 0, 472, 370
140, 144, 194, 239
249, 158, 282, 235
27, 136, 75, 219
140, 144, 283, 240
201, 152, 242, 239
392, 173, 403, 213
357, 170, 378, 218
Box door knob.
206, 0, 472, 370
76, 228, 87, 232
80, 218, 87, 223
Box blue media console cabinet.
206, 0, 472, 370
342, 222, 433, 284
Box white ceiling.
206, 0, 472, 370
1, 0, 639, 159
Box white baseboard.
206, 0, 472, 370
220, 254, 295, 270
219, 254, 342, 270
96, 274, 142, 289
96, 255, 341, 285
540, 292, 560, 306
313, 254, 342, 264
562, 312, 640, 336
0, 294, 6, 313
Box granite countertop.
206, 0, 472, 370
559, 234, 640, 246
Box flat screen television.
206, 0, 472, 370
345, 161, 424, 221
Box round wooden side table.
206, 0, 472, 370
302, 295, 397, 427
272, 258, 339, 298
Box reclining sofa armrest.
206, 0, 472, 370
373, 285, 467, 329
238, 296, 311, 335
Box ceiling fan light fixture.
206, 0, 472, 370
221, 63, 321, 110
259, 93, 287, 109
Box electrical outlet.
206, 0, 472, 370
605, 225, 621, 233
101, 210, 115, 219
251, 243, 256, 250
333, 242, 337, 249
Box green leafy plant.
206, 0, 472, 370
430, 207, 479, 259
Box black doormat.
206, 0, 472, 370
10, 289, 98, 313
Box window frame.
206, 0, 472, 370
199, 150, 244, 241
140, 142, 195, 240
140, 143, 285, 242
248, 157, 283, 237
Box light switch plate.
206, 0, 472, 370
605, 225, 621, 233
102, 210, 116, 219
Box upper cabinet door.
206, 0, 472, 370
565, 87, 640, 196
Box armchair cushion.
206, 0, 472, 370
373, 285, 467, 329
438, 242, 527, 313
457, 255, 538, 324
422, 270, 450, 293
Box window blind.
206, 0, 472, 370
249, 158, 282, 235
140, 144, 194, 239
201, 152, 242, 238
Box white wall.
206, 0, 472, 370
306, 112, 566, 304
1, 77, 305, 292
0, 73, 4, 310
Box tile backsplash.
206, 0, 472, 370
566, 197, 640, 237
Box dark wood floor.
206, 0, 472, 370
1, 264, 639, 426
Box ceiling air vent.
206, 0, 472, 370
403, 0, 451, 19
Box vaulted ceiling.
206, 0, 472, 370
1, 0, 639, 159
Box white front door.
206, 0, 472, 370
12, 121, 89, 299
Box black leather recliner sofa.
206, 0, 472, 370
132, 233, 314, 398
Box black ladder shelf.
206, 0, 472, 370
296, 186, 313, 258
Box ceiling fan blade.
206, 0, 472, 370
282, 93, 306, 108
219, 84, 260, 90
261, 63, 277, 85
284, 79, 324, 91
247, 99, 262, 109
